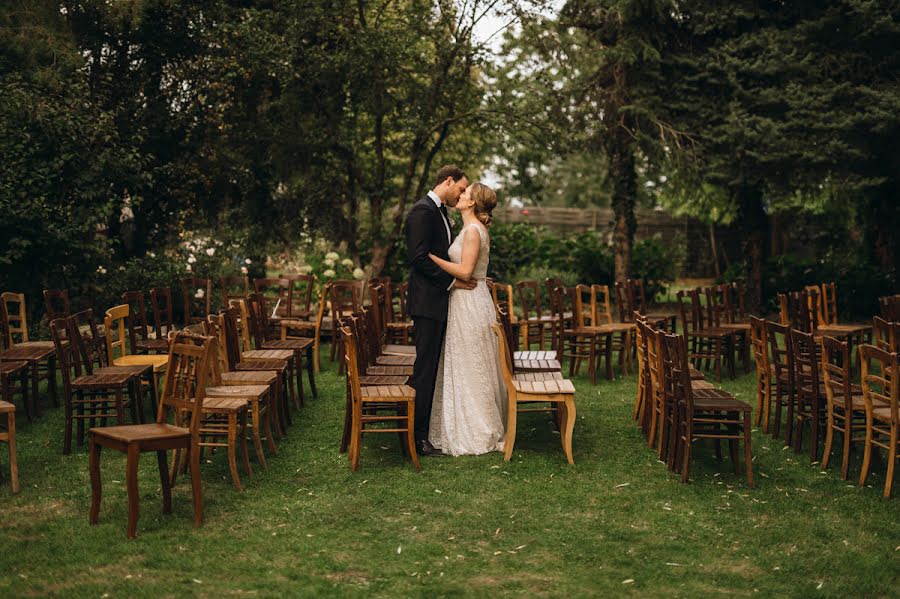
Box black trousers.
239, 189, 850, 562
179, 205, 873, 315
410, 316, 447, 441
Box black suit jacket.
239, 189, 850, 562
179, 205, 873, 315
405, 196, 455, 321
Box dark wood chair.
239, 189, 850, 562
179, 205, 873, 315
820, 336, 867, 480
858, 345, 900, 498
149, 287, 177, 341
121, 291, 169, 354
628, 278, 677, 332
552, 286, 602, 383
280, 273, 316, 319
329, 281, 364, 370
516, 280, 555, 350
578, 285, 634, 379
180, 278, 212, 325
665, 332, 753, 486
878, 294, 900, 322
341, 324, 419, 472
710, 284, 752, 374
498, 302, 560, 373
0, 359, 28, 423
88, 332, 213, 538
252, 277, 291, 321
383, 281, 413, 345
0, 398, 17, 494
0, 298, 57, 419
790, 328, 828, 461
368, 285, 416, 357
766, 320, 795, 444
50, 318, 145, 454
749, 316, 771, 430
281, 283, 330, 373
676, 288, 736, 381
219, 275, 250, 307
43, 288, 71, 322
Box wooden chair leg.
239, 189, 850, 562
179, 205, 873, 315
294, 357, 304, 409
885, 439, 896, 499
340, 387, 352, 453
561, 397, 575, 465
189, 446, 203, 527
681, 435, 692, 483
743, 411, 754, 487
227, 413, 242, 491
125, 442, 140, 539
407, 402, 420, 472
503, 398, 518, 463
7, 412, 18, 494
89, 437, 102, 524
157, 450, 172, 514
251, 402, 268, 469
350, 404, 362, 471
822, 411, 835, 471
840, 418, 852, 481
240, 410, 252, 478
306, 346, 318, 399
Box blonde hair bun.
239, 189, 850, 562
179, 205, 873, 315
471, 182, 497, 227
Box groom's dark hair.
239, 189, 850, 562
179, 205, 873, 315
434, 165, 467, 187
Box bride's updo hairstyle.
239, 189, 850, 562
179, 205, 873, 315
471, 182, 497, 227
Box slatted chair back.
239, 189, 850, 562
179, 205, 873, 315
821, 282, 838, 325
766, 320, 793, 387
395, 282, 409, 320
252, 277, 290, 317
180, 277, 213, 325
804, 284, 826, 325
873, 316, 894, 352
675, 289, 701, 335
149, 287, 176, 340
645, 324, 666, 446
516, 280, 544, 321
341, 325, 364, 405
280, 273, 316, 318
330, 281, 363, 321
1, 292, 30, 345
878, 295, 900, 322
614, 282, 631, 323
544, 278, 564, 307
821, 335, 853, 420
121, 291, 153, 349
43, 289, 71, 322
490, 282, 516, 320
749, 316, 768, 374
71, 309, 107, 369
219, 275, 250, 307
246, 292, 273, 348
205, 313, 229, 377
218, 307, 244, 371
227, 298, 254, 353
157, 332, 214, 430
104, 305, 134, 363
572, 285, 591, 328
49, 318, 79, 396
491, 322, 516, 389
664, 332, 693, 442
859, 345, 899, 430
361, 308, 383, 362
590, 285, 614, 325
367, 283, 390, 331
726, 281, 747, 322
790, 328, 822, 404
496, 302, 517, 361
551, 286, 577, 335
634, 318, 649, 422
626, 279, 648, 313
704, 286, 727, 328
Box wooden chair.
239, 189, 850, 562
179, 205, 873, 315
0, 359, 28, 424
676, 288, 736, 381
1, 292, 60, 410
858, 345, 900, 498
498, 303, 560, 373
43, 289, 71, 322
627, 278, 677, 331
121, 291, 169, 354
329, 281, 364, 370
665, 332, 753, 486
878, 294, 900, 322
493, 322, 576, 464
104, 305, 169, 400
873, 316, 895, 352
88, 332, 213, 538
280, 273, 316, 319
709, 285, 751, 374
578, 285, 634, 379
0, 399, 18, 494
766, 320, 796, 444
634, 318, 650, 427
516, 280, 556, 350
552, 286, 600, 383
490, 281, 520, 342
749, 316, 771, 430
149, 287, 177, 341
247, 292, 317, 407
253, 277, 291, 321
383, 281, 413, 345
341, 324, 419, 472
219, 275, 250, 307
820, 336, 867, 480
281, 283, 331, 373
368, 285, 416, 357
0, 299, 57, 419
180, 278, 212, 325
790, 328, 828, 461
50, 318, 144, 454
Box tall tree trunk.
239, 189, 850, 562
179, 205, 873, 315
869, 186, 899, 276
609, 130, 637, 285
737, 186, 767, 312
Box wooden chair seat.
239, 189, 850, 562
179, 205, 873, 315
112, 354, 168, 373
0, 400, 14, 413
513, 358, 562, 372
686, 327, 734, 340
689, 366, 705, 380
386, 321, 413, 330
872, 406, 896, 423
833, 394, 867, 411
1, 345, 55, 361
511, 377, 575, 396
375, 354, 416, 366
205, 385, 269, 401
221, 371, 277, 386
720, 323, 751, 332
135, 339, 170, 353
691, 388, 752, 412
514, 350, 558, 361
201, 396, 248, 413
242, 349, 294, 361
72, 372, 135, 389
366, 365, 413, 377
513, 371, 564, 383
0, 361, 27, 375
236, 359, 286, 372
692, 380, 715, 390
381, 344, 416, 356
359, 375, 409, 386
817, 324, 871, 335
91, 423, 190, 444
359, 384, 416, 401
261, 338, 314, 351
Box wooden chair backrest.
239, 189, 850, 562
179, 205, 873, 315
878, 295, 900, 322
491, 282, 515, 320
765, 320, 793, 384
496, 302, 516, 360
783, 289, 818, 333
704, 286, 725, 327
515, 280, 543, 320
71, 309, 107, 368
590, 285, 613, 325
361, 308, 382, 360
675, 289, 700, 334
859, 344, 899, 427
614, 282, 634, 323
228, 298, 254, 353
219, 307, 244, 371
340, 324, 363, 406
280, 273, 316, 317
330, 281, 363, 321
219, 275, 250, 306
342, 315, 368, 374
491, 322, 517, 399
572, 285, 591, 329
368, 284, 390, 329
206, 313, 230, 376
149, 287, 176, 340
873, 316, 894, 352
246, 293, 271, 347
663, 332, 692, 419
121, 291, 152, 347
645, 326, 665, 412
49, 318, 76, 395
551, 286, 576, 334
396, 282, 409, 320
749, 315, 768, 375
821, 335, 852, 416
626, 279, 647, 312
790, 328, 820, 393
252, 277, 289, 313
1, 292, 29, 345
157, 332, 214, 432
43, 289, 71, 322
180, 277, 212, 324
104, 304, 132, 362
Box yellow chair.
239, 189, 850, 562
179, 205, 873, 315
105, 305, 168, 405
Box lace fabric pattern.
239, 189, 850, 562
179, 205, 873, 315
429, 223, 507, 456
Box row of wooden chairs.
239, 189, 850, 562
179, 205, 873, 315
878, 294, 900, 322
635, 314, 754, 486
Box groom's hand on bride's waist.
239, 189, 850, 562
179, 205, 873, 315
452, 278, 477, 290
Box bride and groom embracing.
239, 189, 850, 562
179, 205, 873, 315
405, 165, 507, 458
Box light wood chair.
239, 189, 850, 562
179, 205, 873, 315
121, 291, 169, 353
858, 345, 900, 498
820, 336, 867, 480
493, 322, 576, 464
104, 305, 168, 406
88, 332, 212, 538
0, 399, 18, 494
341, 325, 419, 472
1, 291, 60, 411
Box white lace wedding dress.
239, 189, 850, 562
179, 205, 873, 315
429, 222, 507, 456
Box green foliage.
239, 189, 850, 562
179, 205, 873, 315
632, 235, 686, 299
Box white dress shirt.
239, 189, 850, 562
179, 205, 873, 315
428, 190, 452, 244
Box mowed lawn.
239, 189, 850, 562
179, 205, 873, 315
1, 356, 898, 598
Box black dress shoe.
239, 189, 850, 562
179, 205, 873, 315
416, 439, 445, 457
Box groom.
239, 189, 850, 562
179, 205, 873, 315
405, 165, 476, 457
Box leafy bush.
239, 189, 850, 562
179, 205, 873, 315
632, 234, 686, 300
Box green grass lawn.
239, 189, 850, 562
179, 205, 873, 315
1, 357, 898, 598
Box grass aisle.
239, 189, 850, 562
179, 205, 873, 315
1, 359, 898, 597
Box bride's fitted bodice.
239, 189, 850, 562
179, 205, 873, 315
448, 222, 490, 280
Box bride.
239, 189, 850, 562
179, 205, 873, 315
427, 182, 507, 456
